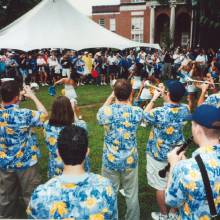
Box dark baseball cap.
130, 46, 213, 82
189, 104, 220, 129
165, 80, 186, 100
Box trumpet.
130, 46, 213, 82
187, 78, 220, 85
144, 81, 168, 94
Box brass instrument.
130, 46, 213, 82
187, 78, 220, 85
144, 81, 168, 94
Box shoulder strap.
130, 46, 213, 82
195, 154, 218, 218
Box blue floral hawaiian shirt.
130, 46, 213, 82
166, 145, 220, 219
0, 104, 47, 171
145, 103, 190, 161
204, 93, 220, 108
27, 173, 118, 219
97, 104, 144, 171
44, 120, 90, 178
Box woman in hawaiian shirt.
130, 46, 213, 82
44, 96, 89, 178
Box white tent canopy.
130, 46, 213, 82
0, 0, 161, 51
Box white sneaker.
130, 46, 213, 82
168, 212, 178, 220
151, 212, 168, 220
103, 82, 107, 85
44, 83, 49, 86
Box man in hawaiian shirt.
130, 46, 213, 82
197, 82, 220, 108
166, 104, 220, 219
144, 80, 190, 220
27, 126, 117, 219
97, 79, 144, 220
0, 80, 48, 218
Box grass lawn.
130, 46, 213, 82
20, 85, 193, 220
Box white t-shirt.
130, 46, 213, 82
138, 52, 146, 64
173, 54, 185, 64
48, 57, 59, 67
37, 58, 46, 66
107, 56, 117, 65
196, 55, 207, 63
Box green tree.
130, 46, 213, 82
193, 0, 220, 29
0, 0, 41, 28
0, 0, 8, 27
192, 0, 220, 47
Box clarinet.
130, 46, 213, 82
158, 137, 193, 178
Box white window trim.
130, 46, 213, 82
110, 18, 116, 32
131, 16, 144, 42
120, 5, 146, 11
99, 18, 105, 27
131, 11, 144, 16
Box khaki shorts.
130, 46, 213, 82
146, 155, 168, 191
0, 165, 41, 218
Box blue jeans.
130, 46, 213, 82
19, 68, 28, 80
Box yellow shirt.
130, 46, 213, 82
82, 56, 93, 73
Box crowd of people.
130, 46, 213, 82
0, 46, 220, 220
0, 47, 219, 87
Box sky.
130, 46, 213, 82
71, 0, 120, 15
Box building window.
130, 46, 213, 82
99, 18, 105, 27
110, 18, 116, 32
131, 17, 144, 42
181, 32, 190, 47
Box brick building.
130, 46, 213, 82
92, 0, 192, 48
